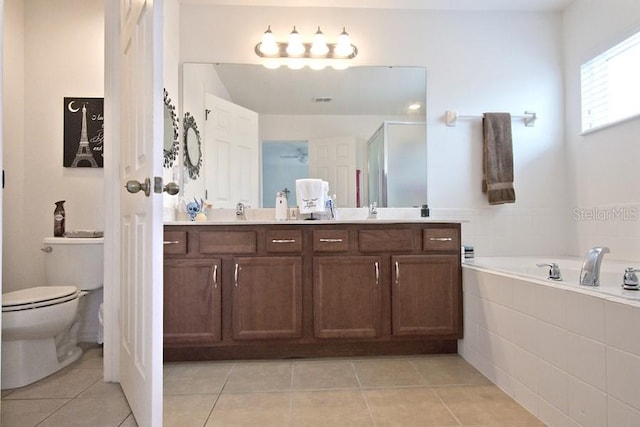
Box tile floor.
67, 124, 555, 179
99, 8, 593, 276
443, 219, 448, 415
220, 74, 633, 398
1, 345, 546, 427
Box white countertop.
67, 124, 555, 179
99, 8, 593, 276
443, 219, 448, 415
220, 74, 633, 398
165, 207, 466, 225
165, 218, 463, 225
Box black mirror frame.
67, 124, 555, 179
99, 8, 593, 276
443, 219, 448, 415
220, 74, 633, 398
183, 112, 202, 179
163, 88, 179, 168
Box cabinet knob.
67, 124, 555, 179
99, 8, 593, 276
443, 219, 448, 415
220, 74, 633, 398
212, 264, 218, 288
234, 263, 239, 287
430, 237, 453, 242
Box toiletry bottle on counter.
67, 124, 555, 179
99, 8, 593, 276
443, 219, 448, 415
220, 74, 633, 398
275, 192, 288, 220
54, 200, 66, 237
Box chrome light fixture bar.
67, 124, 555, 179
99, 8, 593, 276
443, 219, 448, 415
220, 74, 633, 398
255, 25, 358, 70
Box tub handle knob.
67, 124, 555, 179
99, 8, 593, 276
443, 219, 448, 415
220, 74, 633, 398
623, 267, 640, 290
536, 263, 562, 281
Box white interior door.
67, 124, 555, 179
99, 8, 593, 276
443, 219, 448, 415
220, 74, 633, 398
204, 93, 259, 208
308, 136, 357, 208
118, 0, 163, 425
0, 0, 4, 382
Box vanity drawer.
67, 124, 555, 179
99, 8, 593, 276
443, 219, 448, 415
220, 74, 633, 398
164, 231, 187, 255
313, 230, 349, 252
359, 229, 417, 252
423, 228, 460, 252
199, 231, 257, 254
266, 230, 303, 253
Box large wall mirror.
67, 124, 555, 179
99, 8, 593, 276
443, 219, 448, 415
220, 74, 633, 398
181, 63, 427, 208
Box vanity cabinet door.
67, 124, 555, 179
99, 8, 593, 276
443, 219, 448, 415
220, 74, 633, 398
232, 256, 303, 340
163, 259, 222, 345
391, 255, 461, 337
313, 256, 383, 339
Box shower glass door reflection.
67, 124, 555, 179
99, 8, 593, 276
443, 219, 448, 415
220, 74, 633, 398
262, 141, 309, 208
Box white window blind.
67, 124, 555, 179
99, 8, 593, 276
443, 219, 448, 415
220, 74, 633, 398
580, 31, 640, 133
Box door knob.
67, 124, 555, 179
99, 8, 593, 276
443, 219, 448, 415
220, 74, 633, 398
125, 177, 180, 197
151, 177, 179, 195
162, 181, 180, 195
125, 178, 151, 196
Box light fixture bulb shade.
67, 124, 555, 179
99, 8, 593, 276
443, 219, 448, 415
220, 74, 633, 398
259, 26, 279, 56
309, 61, 327, 70
287, 58, 305, 70
310, 26, 329, 56
331, 60, 350, 70
335, 27, 354, 57
263, 59, 281, 69
286, 26, 305, 56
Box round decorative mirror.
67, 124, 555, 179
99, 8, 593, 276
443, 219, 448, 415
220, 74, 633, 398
163, 89, 179, 168
183, 112, 202, 179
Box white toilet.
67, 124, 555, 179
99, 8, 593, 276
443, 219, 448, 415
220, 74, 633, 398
1, 237, 103, 389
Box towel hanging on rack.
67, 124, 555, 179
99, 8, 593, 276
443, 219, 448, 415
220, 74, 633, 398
482, 113, 516, 205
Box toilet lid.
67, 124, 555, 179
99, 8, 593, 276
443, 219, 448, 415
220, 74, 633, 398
2, 286, 80, 312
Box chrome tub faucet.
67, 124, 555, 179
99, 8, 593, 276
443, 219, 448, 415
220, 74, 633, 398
536, 262, 562, 281
622, 267, 640, 290
580, 246, 610, 286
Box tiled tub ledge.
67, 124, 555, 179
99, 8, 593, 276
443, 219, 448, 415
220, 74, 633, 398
460, 259, 640, 427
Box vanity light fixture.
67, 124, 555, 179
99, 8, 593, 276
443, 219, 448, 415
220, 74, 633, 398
256, 25, 358, 70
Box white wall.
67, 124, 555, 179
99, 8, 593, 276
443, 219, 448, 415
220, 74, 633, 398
179, 5, 569, 257
3, 0, 26, 293
563, 0, 640, 261
3, 0, 104, 293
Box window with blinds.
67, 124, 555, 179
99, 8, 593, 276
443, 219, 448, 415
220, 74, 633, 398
580, 31, 640, 133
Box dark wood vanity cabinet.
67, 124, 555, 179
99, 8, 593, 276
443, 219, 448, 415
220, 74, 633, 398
163, 222, 462, 361
313, 256, 383, 339
391, 255, 460, 337
232, 256, 303, 340
163, 258, 222, 345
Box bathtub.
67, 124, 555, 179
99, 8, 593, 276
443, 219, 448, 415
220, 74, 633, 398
464, 255, 640, 302
460, 256, 640, 427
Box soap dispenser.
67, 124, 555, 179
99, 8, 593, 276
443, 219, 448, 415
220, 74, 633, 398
54, 200, 66, 237
275, 191, 288, 220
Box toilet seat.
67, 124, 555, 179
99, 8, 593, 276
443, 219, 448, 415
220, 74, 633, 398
2, 286, 80, 312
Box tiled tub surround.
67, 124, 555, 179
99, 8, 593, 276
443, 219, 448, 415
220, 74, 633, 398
460, 258, 640, 427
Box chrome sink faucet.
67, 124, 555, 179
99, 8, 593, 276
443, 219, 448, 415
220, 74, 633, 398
368, 202, 378, 219
235, 202, 247, 220
580, 246, 610, 286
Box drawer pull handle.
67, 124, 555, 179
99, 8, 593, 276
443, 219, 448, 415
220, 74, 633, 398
374, 261, 380, 286
212, 264, 218, 288
395, 261, 400, 285
319, 238, 343, 243
272, 239, 296, 243
430, 237, 453, 242
234, 263, 239, 287
163, 240, 180, 245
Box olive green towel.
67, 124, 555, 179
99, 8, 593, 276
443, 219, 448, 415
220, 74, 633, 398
482, 113, 516, 204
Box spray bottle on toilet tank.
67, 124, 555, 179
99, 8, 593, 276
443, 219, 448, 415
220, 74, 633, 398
54, 200, 66, 237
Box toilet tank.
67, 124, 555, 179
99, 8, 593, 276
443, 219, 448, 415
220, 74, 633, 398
43, 237, 104, 290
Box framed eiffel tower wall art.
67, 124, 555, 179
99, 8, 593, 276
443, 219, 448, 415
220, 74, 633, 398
63, 97, 104, 168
